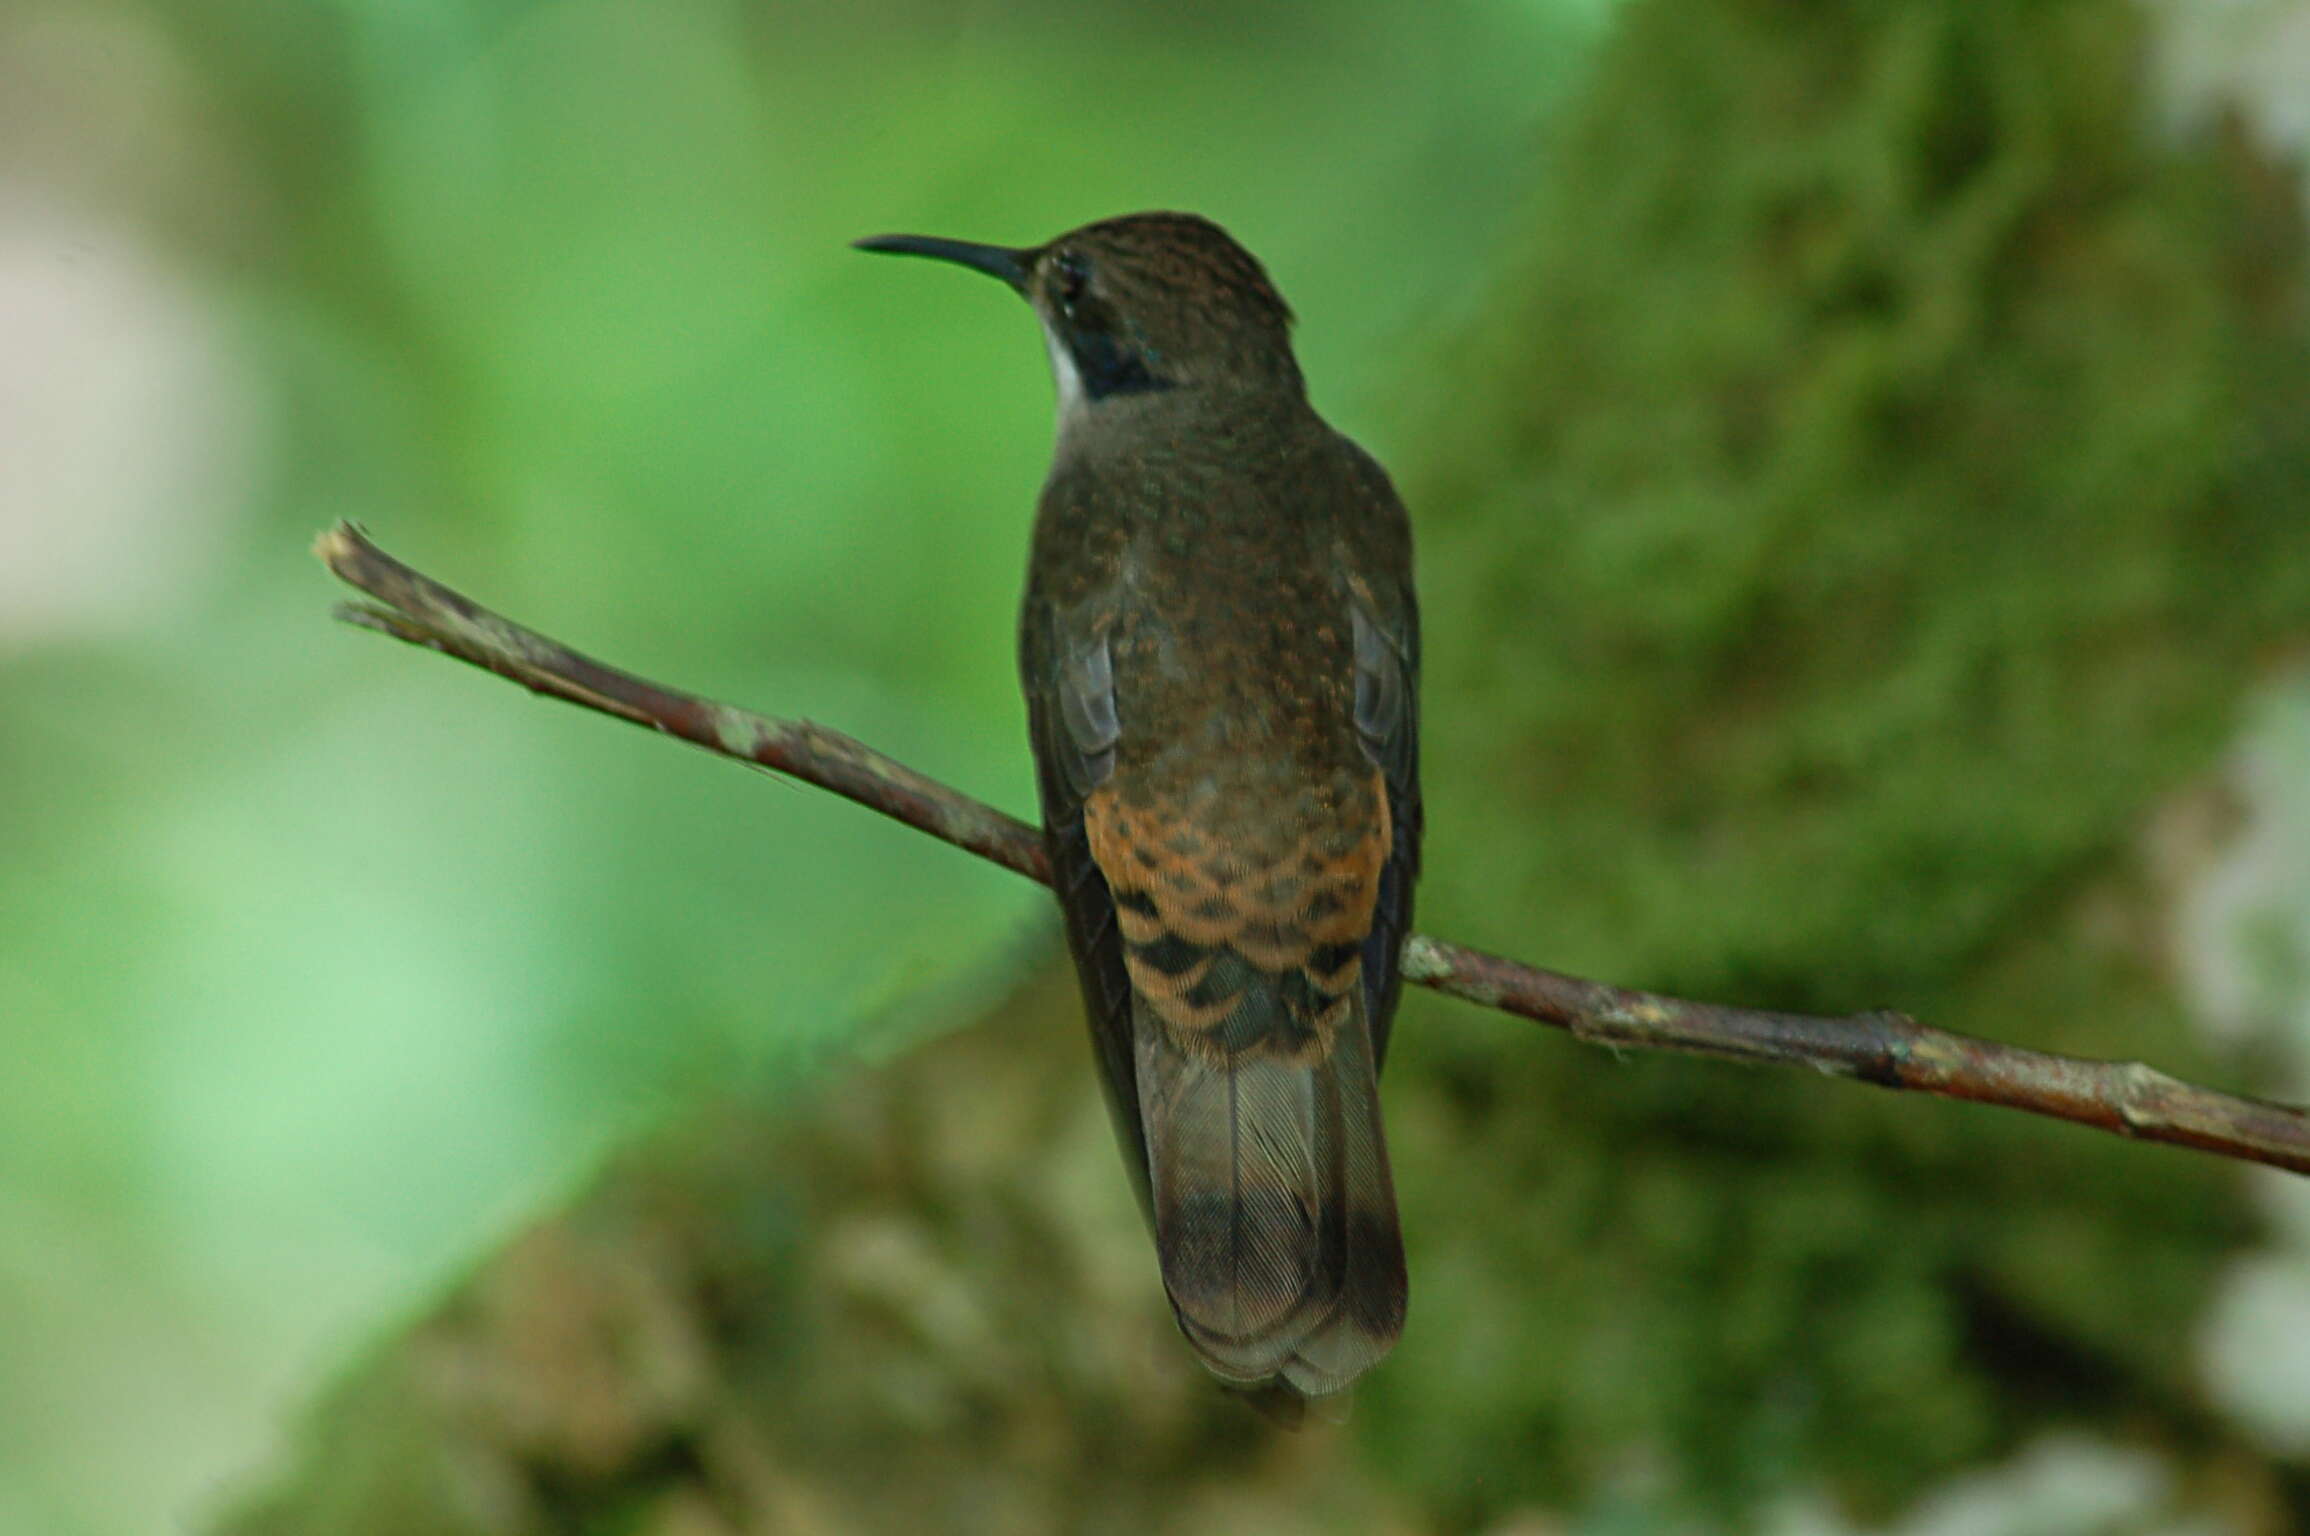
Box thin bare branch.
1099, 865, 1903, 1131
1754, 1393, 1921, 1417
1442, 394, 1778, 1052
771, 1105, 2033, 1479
316, 521, 2310, 1178
322, 527, 1046, 883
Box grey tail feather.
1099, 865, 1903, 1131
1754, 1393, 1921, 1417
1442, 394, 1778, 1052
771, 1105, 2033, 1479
1133, 985, 1406, 1402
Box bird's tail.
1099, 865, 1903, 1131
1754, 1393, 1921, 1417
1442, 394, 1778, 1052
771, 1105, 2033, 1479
1133, 981, 1406, 1400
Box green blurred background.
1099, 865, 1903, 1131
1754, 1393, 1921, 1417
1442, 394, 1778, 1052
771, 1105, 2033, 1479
5, 1, 2310, 1532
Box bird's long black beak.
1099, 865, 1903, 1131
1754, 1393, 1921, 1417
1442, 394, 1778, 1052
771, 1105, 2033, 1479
852, 233, 1032, 293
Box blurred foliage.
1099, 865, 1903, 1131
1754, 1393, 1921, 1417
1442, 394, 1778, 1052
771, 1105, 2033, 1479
211, 0, 2310, 1532
221, 968, 1437, 1536
1415, 0, 2310, 1004
0, 0, 1600, 1529
1389, 0, 2310, 1524
6, 0, 2308, 1530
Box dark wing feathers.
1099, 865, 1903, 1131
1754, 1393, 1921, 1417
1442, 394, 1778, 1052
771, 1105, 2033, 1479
1348, 583, 1420, 1068
1054, 621, 1119, 796
1025, 602, 1150, 1212
1024, 512, 1419, 1403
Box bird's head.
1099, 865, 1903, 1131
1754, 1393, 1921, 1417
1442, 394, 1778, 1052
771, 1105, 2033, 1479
856, 211, 1303, 420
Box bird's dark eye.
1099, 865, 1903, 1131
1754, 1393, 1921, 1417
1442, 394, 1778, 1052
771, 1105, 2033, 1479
1051, 250, 1091, 316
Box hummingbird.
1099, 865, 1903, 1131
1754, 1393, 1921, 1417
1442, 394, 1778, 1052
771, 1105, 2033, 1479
855, 213, 1418, 1409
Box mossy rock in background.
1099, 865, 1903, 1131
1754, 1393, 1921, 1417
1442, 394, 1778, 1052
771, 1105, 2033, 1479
1415, 0, 2308, 1006
1385, 0, 2309, 1522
